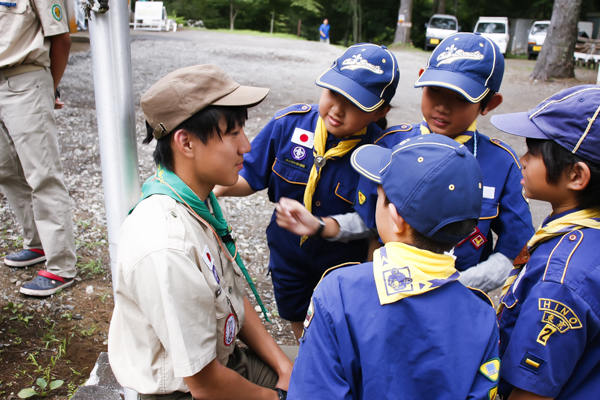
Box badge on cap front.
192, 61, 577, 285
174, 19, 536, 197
291, 128, 315, 148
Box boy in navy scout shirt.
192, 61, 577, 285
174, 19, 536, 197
491, 85, 600, 400
288, 134, 501, 400
215, 43, 399, 340
356, 32, 535, 293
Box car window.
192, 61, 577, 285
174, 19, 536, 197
531, 23, 549, 35
430, 18, 457, 30
476, 22, 506, 34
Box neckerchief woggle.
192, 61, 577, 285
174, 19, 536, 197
134, 165, 271, 322
300, 116, 367, 245
373, 242, 460, 305
420, 119, 478, 157
497, 208, 600, 314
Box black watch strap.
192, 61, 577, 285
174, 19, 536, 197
313, 216, 326, 237
276, 388, 287, 400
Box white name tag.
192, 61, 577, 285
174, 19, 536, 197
291, 128, 315, 148
483, 186, 495, 199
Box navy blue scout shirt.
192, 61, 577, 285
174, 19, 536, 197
356, 123, 534, 271
288, 263, 500, 400
498, 210, 600, 399
240, 104, 384, 320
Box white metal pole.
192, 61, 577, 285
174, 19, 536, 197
88, 1, 140, 275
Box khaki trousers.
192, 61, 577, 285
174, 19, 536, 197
0, 68, 76, 277
138, 346, 279, 400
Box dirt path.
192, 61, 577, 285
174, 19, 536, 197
0, 29, 597, 398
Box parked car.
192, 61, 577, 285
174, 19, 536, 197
424, 14, 459, 51
527, 20, 550, 59
528, 20, 594, 60
474, 17, 509, 55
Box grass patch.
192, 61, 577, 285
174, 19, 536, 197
206, 28, 306, 41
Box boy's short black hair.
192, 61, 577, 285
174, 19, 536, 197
383, 195, 478, 253
526, 138, 600, 210
479, 91, 496, 111
143, 105, 248, 171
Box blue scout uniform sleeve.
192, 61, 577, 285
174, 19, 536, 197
500, 281, 599, 398
287, 290, 354, 400
468, 328, 501, 400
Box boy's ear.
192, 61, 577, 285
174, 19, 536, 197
171, 129, 195, 159
373, 105, 391, 121
388, 202, 408, 234
480, 93, 503, 116
566, 162, 591, 192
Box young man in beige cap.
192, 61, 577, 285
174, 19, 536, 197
0, 0, 77, 295
108, 65, 293, 400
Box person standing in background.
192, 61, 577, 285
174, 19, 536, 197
0, 0, 77, 296
319, 19, 330, 44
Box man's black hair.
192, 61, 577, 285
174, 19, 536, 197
526, 138, 600, 210
143, 105, 248, 171
383, 195, 478, 253
479, 90, 496, 111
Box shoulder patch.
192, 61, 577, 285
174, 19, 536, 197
519, 352, 546, 374
479, 358, 500, 382
487, 385, 498, 400
51, 4, 63, 21
275, 103, 312, 119
490, 138, 521, 169
468, 287, 494, 307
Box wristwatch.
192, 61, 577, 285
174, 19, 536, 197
313, 216, 326, 237
276, 388, 287, 400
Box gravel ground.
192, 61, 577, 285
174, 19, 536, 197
1, 29, 599, 391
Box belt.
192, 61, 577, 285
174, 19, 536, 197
1, 64, 45, 78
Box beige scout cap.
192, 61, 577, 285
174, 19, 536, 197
141, 64, 269, 140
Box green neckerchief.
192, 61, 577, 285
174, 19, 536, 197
133, 165, 270, 322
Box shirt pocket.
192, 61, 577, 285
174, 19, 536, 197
0, 0, 28, 14
480, 199, 499, 220
334, 181, 355, 205
272, 158, 310, 185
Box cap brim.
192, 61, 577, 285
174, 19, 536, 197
350, 144, 392, 183
212, 85, 269, 107
415, 69, 489, 103
316, 69, 384, 112
490, 112, 550, 139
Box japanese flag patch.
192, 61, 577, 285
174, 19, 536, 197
303, 299, 315, 329
202, 246, 220, 285
291, 128, 315, 148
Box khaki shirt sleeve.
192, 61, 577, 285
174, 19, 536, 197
125, 247, 219, 378
32, 0, 68, 36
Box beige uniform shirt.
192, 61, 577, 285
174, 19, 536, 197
108, 195, 246, 395
0, 0, 68, 68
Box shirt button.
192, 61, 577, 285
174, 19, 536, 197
229, 286, 233, 293
170, 211, 177, 218
330, 143, 337, 148
315, 200, 321, 207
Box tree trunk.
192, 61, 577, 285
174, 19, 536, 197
437, 0, 446, 14
344, 16, 351, 47
270, 11, 274, 34
358, 0, 362, 43
393, 0, 413, 45
351, 0, 358, 44
229, 0, 238, 30
531, 0, 582, 80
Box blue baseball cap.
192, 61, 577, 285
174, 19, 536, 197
415, 32, 504, 103
491, 85, 600, 164
316, 43, 400, 112
351, 134, 483, 244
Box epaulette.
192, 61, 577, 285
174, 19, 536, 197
274, 103, 312, 119
315, 262, 360, 291
489, 138, 521, 169
374, 123, 413, 145
468, 287, 495, 308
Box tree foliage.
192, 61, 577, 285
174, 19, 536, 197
157, 0, 598, 47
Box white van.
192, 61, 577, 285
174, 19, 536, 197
424, 14, 459, 51
474, 17, 509, 55
527, 20, 593, 60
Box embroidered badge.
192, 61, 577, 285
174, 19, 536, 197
202, 246, 220, 285
224, 314, 236, 346
488, 385, 498, 400
479, 358, 500, 382
291, 145, 307, 161
291, 128, 314, 148
358, 191, 366, 205
51, 4, 63, 21
436, 44, 484, 66
536, 298, 582, 346
303, 299, 314, 329
456, 227, 487, 249
519, 352, 546, 374
383, 267, 413, 295
340, 54, 383, 74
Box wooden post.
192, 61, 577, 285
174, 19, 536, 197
298, 19, 301, 37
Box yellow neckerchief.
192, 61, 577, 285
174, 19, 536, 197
498, 208, 600, 313
373, 242, 460, 305
300, 116, 366, 245
420, 119, 477, 155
